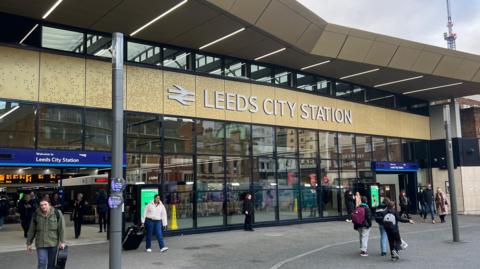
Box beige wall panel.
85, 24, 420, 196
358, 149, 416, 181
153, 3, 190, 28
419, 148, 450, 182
85, 60, 111, 108
224, 80, 251, 123
230, 0, 270, 25
364, 41, 397, 66
296, 92, 320, 130
472, 69, 480, 83
375, 34, 401, 46
255, 0, 310, 44
206, 0, 236, 11
338, 36, 373, 62
296, 23, 324, 53
163, 71, 196, 117
250, 84, 276, 125
311, 31, 347, 58
454, 60, 480, 81
278, 0, 328, 28
347, 29, 377, 40
39, 53, 85, 106
433, 56, 463, 78
324, 24, 350, 35
126, 66, 163, 114
400, 113, 430, 139
0, 46, 39, 101
384, 109, 401, 137
196, 76, 225, 121
399, 40, 425, 50
411, 51, 442, 73
274, 87, 298, 128
389, 46, 421, 70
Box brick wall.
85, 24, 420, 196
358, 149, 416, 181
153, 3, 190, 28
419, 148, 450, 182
461, 107, 480, 138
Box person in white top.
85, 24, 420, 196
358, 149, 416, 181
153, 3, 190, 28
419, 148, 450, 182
142, 195, 168, 253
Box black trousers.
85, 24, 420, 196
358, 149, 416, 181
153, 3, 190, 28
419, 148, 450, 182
98, 212, 107, 231
74, 218, 82, 238
385, 227, 401, 253
21, 218, 30, 238
244, 214, 253, 230
399, 206, 410, 219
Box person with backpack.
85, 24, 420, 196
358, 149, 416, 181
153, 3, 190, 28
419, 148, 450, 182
352, 196, 372, 257
374, 197, 391, 256
96, 190, 108, 233
26, 197, 66, 269
383, 200, 414, 261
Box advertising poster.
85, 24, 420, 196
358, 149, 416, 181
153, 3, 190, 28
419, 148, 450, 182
370, 185, 379, 207
140, 188, 158, 221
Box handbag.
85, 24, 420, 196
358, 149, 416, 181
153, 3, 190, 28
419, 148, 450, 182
55, 245, 68, 269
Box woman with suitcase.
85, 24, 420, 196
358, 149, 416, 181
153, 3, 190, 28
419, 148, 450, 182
141, 195, 169, 253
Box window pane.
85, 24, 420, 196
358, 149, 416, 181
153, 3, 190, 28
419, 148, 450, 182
252, 157, 275, 189
298, 129, 318, 158
276, 127, 297, 156
319, 131, 337, 159
164, 155, 194, 192
273, 68, 291, 86
42, 26, 84, 53
163, 47, 189, 70
277, 158, 298, 188
196, 120, 225, 155
296, 73, 316, 92
126, 113, 161, 153
196, 191, 224, 227
164, 117, 194, 153
356, 135, 372, 160
252, 125, 274, 156
317, 77, 333, 95
350, 86, 366, 102
0, 101, 35, 148
250, 64, 272, 83
0, 13, 41, 47
279, 189, 299, 220
357, 160, 374, 182
196, 156, 224, 191
127, 41, 161, 65
338, 133, 355, 159
164, 192, 193, 229
365, 88, 395, 108
387, 138, 402, 162
38, 106, 83, 150
125, 153, 160, 184
84, 110, 112, 151
226, 157, 251, 190
86, 34, 112, 58
340, 160, 356, 188
253, 189, 276, 222
335, 82, 352, 98
195, 53, 222, 75
322, 187, 340, 217
372, 136, 387, 161
225, 59, 247, 79
226, 191, 245, 224
300, 158, 318, 219
226, 123, 250, 155
320, 159, 339, 187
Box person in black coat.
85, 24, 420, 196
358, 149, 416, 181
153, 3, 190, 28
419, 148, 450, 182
384, 200, 414, 261
422, 184, 435, 223
243, 193, 254, 231
18, 193, 36, 238
72, 193, 88, 239
344, 190, 355, 222
96, 190, 108, 233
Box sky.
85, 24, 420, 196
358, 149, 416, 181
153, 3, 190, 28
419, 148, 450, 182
297, 0, 480, 55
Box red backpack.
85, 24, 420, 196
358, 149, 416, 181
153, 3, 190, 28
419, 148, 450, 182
351, 206, 366, 225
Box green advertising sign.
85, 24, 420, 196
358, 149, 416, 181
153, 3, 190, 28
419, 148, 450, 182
370, 185, 379, 207
140, 188, 158, 221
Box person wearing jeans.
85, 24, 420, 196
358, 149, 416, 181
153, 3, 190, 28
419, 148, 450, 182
142, 195, 168, 253
353, 196, 372, 257
422, 184, 435, 223
374, 197, 391, 256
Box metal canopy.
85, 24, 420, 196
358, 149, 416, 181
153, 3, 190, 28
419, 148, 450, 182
1, 0, 479, 101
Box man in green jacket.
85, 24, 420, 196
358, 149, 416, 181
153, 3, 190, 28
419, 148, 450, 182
27, 197, 66, 269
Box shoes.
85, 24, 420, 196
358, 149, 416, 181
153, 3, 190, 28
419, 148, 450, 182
400, 240, 408, 250
160, 247, 169, 252
381, 252, 387, 256
146, 248, 152, 253
432, 220, 436, 224
360, 251, 368, 257
345, 219, 352, 223
391, 250, 400, 261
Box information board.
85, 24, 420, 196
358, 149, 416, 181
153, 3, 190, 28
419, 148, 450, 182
140, 188, 158, 221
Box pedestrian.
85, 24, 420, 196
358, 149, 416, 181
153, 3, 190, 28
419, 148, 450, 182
18, 193, 37, 238
374, 197, 391, 256
422, 184, 435, 223
72, 193, 87, 239
417, 188, 426, 218
26, 197, 66, 269
383, 200, 414, 261
399, 190, 410, 219
50, 193, 63, 212
435, 187, 448, 223
352, 196, 372, 257
96, 190, 108, 233
344, 190, 355, 222
141, 194, 168, 253
0, 196, 10, 230
243, 192, 254, 231
354, 191, 361, 208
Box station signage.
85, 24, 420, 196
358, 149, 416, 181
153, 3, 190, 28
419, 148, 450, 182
371, 161, 419, 172
0, 173, 60, 184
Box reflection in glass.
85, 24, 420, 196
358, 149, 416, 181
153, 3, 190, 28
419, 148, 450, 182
320, 159, 338, 187
0, 101, 35, 148
125, 153, 160, 184
276, 127, 297, 156
340, 160, 356, 189
277, 158, 298, 188
300, 159, 318, 218
164, 117, 194, 153
196, 191, 224, 227
38, 106, 83, 150
250, 64, 272, 83
86, 34, 112, 58
273, 68, 291, 86
338, 133, 355, 159
387, 137, 402, 161
84, 110, 112, 151
225, 59, 247, 79
254, 189, 276, 222
127, 41, 161, 65
319, 131, 337, 159
42, 26, 84, 53
196, 120, 225, 155
296, 73, 316, 92
196, 156, 224, 191
298, 129, 318, 158
252, 125, 274, 156
164, 192, 193, 229
279, 189, 299, 220
226, 123, 250, 155
356, 135, 372, 160
321, 187, 340, 217
372, 136, 387, 161
227, 192, 245, 224
252, 157, 276, 189
226, 157, 251, 190
163, 47, 189, 70
126, 113, 161, 153
163, 155, 194, 192
335, 82, 352, 98
195, 53, 222, 75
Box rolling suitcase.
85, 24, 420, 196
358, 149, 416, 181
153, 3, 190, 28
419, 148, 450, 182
122, 225, 145, 251
54, 245, 68, 269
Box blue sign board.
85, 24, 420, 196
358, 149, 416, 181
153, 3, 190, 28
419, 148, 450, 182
0, 148, 125, 167
371, 161, 419, 172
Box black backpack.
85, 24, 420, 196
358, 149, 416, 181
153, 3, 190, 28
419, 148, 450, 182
375, 205, 388, 225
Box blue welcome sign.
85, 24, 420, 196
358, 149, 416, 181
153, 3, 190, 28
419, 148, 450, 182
371, 161, 419, 172
0, 148, 125, 167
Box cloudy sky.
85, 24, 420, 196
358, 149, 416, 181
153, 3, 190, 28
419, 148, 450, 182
297, 0, 480, 55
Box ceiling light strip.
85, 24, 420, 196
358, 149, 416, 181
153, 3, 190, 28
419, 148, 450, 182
254, 48, 286, 61
374, 75, 424, 87
199, 28, 245, 50
42, 0, 63, 19
130, 0, 188, 36
19, 24, 39, 44
339, 68, 380, 80
300, 60, 331, 70
0, 106, 20, 120
403, 82, 463, 95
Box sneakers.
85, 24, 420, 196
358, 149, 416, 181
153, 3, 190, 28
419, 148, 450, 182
345, 219, 352, 223
360, 251, 368, 257
381, 252, 387, 256
400, 240, 408, 250
391, 250, 400, 261
432, 220, 436, 224
160, 247, 169, 252
146, 248, 152, 253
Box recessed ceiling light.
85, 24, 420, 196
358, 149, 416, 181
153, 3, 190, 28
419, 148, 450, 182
199, 28, 245, 50
374, 75, 424, 87
254, 48, 286, 61
403, 82, 463, 95
42, 0, 63, 19
300, 60, 331, 70
130, 0, 188, 36
339, 68, 380, 80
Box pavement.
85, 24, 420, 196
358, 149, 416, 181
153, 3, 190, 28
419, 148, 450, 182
0, 215, 479, 269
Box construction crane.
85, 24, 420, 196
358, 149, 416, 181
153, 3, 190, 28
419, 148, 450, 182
443, 0, 457, 50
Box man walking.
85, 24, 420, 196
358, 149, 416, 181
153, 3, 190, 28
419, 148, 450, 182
422, 184, 435, 223
142, 194, 168, 253
26, 198, 66, 269
374, 197, 391, 256
19, 193, 36, 238
243, 193, 254, 231
352, 196, 372, 257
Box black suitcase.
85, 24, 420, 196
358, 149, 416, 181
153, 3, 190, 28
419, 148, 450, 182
54, 245, 68, 269
122, 225, 145, 251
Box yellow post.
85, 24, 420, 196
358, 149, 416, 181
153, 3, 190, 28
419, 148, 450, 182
170, 204, 179, 230
294, 198, 298, 213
